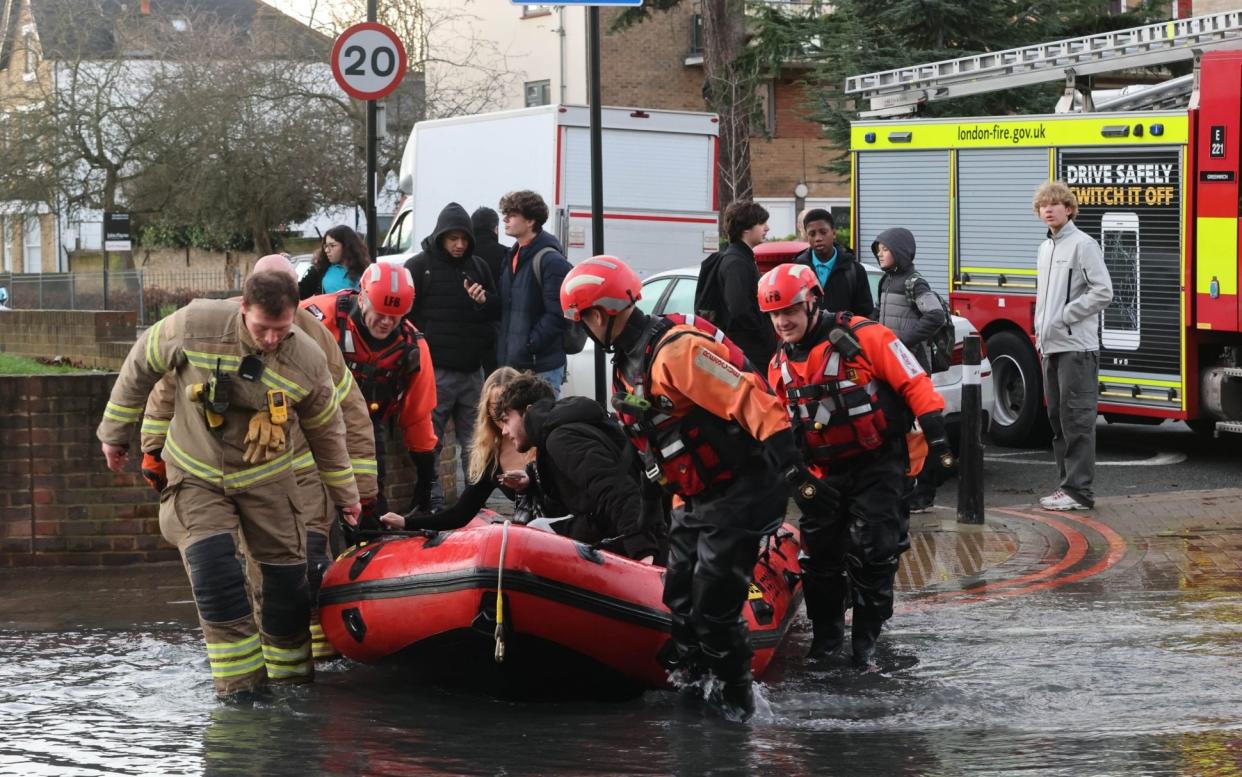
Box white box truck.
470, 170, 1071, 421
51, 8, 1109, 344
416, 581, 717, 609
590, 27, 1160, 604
378, 104, 720, 278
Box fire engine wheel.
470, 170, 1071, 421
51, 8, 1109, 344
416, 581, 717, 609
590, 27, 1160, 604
986, 330, 1051, 448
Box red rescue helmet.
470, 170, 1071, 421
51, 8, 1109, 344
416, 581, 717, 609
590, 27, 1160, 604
560, 255, 641, 322
361, 262, 416, 317
757, 263, 821, 313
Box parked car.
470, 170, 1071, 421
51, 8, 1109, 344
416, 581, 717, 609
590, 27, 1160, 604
289, 253, 314, 281
564, 255, 992, 445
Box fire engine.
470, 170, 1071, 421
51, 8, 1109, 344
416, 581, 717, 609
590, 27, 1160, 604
848, 10, 1242, 446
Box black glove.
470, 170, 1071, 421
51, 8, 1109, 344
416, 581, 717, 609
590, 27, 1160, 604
409, 451, 437, 513
761, 428, 803, 474
786, 467, 841, 516
918, 411, 954, 469
359, 498, 382, 532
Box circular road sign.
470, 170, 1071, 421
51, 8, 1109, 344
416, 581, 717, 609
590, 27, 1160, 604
331, 22, 407, 101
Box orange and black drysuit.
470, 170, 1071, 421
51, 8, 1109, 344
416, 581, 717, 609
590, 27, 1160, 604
303, 291, 437, 519
768, 310, 947, 662
610, 310, 795, 686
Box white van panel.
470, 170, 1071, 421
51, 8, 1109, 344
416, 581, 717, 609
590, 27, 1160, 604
562, 127, 714, 212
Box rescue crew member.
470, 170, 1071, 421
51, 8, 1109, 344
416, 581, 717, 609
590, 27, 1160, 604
758, 263, 950, 669
98, 270, 361, 700
559, 255, 831, 722
302, 262, 437, 527
140, 254, 380, 662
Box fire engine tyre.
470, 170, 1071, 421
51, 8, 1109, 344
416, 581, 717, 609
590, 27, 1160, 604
986, 330, 1051, 448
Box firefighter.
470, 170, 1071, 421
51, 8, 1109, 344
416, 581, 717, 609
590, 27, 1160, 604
302, 262, 437, 529
560, 255, 830, 722
98, 270, 361, 700
140, 254, 380, 662
757, 263, 950, 669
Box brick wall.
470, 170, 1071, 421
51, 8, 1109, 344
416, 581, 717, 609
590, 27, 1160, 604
600, 8, 848, 202
0, 374, 171, 567
0, 373, 457, 567
0, 310, 138, 370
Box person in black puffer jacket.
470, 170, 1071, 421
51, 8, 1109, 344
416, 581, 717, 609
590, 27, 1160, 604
405, 202, 501, 508
471, 206, 509, 375
873, 227, 949, 513
494, 374, 668, 563
497, 190, 571, 392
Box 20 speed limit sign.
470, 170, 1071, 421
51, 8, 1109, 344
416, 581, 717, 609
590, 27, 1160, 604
331, 22, 407, 101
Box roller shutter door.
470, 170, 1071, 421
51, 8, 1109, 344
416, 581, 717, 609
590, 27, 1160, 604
857, 151, 951, 295
957, 149, 1048, 281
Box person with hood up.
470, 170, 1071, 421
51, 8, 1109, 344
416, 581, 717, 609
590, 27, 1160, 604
405, 202, 500, 509
873, 227, 950, 513
492, 374, 668, 563
794, 209, 873, 318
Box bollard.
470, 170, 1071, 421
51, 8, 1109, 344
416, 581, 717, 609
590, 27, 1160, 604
956, 334, 985, 524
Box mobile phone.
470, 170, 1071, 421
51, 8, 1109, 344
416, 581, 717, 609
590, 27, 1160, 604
1100, 211, 1140, 351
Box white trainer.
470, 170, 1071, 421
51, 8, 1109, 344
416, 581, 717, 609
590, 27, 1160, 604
1039, 489, 1088, 511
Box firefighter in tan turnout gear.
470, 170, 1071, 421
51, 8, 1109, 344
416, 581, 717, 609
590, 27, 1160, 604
98, 270, 361, 700
139, 255, 380, 663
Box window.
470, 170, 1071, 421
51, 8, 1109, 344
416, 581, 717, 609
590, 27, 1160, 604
751, 80, 775, 138
382, 209, 416, 254
660, 277, 698, 316
637, 277, 673, 314
23, 32, 36, 76
23, 215, 41, 273
521, 4, 552, 18
170, 16, 189, 32
524, 79, 551, 108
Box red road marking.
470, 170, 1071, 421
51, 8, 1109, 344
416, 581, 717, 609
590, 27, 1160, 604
908, 508, 1127, 609
915, 511, 1087, 603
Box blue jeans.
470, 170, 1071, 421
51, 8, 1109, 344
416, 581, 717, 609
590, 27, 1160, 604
536, 366, 565, 398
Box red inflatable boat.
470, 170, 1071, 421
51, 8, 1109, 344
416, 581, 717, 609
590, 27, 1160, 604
319, 515, 803, 698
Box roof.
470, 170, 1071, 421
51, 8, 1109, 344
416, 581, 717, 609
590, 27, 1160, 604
1, 0, 327, 68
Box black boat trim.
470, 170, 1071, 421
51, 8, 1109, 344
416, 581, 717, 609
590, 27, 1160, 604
321, 568, 802, 649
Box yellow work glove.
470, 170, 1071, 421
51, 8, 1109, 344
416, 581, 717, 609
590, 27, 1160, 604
243, 410, 287, 464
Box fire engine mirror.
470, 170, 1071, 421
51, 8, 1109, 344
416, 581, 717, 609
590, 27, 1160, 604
888, 131, 913, 143
1101, 125, 1131, 138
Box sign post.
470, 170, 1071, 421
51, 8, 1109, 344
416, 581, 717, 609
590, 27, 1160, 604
513, 0, 641, 404
332, 14, 407, 262
102, 211, 131, 310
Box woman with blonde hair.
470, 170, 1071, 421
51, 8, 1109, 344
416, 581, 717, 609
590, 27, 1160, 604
381, 367, 534, 530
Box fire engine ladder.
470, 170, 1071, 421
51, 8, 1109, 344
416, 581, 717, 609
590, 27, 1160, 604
845, 10, 1242, 118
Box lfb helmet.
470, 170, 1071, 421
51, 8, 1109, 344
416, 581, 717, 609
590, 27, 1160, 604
560, 255, 641, 322
758, 263, 821, 313
360, 262, 415, 317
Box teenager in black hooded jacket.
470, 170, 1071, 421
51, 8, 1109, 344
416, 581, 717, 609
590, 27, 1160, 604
495, 375, 668, 563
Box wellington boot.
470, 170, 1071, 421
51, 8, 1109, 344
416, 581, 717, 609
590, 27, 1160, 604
717, 676, 756, 723
807, 614, 847, 660
850, 617, 885, 670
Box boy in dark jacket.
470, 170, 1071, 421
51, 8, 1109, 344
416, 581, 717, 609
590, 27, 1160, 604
495, 375, 667, 562
695, 201, 777, 368
794, 209, 874, 318
497, 190, 572, 394
405, 202, 501, 507
471, 206, 508, 374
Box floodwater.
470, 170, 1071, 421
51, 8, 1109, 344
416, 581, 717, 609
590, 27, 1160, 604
3, 584, 1241, 776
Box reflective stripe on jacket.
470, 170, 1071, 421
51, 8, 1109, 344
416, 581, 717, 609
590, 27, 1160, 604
99, 299, 358, 504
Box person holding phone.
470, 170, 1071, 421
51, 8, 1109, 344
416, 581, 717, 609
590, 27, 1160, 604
381, 367, 534, 531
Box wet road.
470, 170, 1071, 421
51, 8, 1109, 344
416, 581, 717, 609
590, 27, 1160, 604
2, 488, 1241, 776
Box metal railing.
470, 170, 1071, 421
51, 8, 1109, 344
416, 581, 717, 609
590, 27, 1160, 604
0, 268, 242, 325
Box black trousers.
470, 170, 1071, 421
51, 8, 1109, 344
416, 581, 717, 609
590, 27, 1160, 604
799, 438, 910, 626
662, 466, 785, 681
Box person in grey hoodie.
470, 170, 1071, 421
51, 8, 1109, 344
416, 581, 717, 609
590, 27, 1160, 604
873, 227, 950, 513
1032, 182, 1113, 511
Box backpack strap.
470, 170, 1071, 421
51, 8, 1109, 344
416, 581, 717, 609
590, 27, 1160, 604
529, 246, 558, 291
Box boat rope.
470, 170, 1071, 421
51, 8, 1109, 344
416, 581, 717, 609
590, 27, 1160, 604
494, 519, 511, 664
